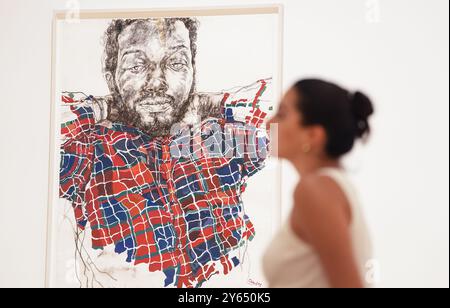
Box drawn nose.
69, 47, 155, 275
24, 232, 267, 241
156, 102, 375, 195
145, 65, 168, 93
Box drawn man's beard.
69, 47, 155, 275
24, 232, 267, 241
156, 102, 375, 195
118, 91, 191, 138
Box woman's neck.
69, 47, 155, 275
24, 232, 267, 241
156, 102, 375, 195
290, 154, 340, 177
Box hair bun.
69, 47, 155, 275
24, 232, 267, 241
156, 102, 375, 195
350, 91, 374, 138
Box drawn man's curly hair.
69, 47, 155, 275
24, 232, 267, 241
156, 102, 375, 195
102, 17, 199, 89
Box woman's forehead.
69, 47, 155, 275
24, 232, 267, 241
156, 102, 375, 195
281, 88, 298, 108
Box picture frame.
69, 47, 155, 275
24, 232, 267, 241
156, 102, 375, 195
46, 4, 284, 288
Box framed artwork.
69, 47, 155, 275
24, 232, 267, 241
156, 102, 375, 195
46, 5, 283, 288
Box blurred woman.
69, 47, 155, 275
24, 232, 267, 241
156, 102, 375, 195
263, 79, 374, 288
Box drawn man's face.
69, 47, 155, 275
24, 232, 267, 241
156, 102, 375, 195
113, 19, 194, 134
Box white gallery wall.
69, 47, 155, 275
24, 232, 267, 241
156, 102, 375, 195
0, 0, 448, 288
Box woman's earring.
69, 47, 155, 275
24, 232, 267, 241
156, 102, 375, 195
302, 143, 311, 153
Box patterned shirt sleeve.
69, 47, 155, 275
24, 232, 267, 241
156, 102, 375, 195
221, 78, 272, 127
219, 78, 273, 185
59, 92, 101, 228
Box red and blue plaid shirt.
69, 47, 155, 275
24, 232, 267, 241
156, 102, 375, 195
59, 79, 271, 287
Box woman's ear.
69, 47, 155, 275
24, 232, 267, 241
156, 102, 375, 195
308, 125, 327, 153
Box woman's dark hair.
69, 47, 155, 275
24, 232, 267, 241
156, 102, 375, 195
293, 79, 374, 158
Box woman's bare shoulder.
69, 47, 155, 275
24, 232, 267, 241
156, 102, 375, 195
293, 173, 351, 224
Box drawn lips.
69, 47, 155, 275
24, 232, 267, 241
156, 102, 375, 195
139, 97, 172, 105
138, 97, 172, 112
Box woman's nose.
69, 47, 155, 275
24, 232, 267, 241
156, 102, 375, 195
266, 117, 276, 134
267, 116, 277, 126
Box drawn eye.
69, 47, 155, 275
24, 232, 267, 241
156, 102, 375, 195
169, 62, 186, 71
128, 65, 145, 73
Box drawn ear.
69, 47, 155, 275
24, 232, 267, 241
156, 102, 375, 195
105, 72, 116, 93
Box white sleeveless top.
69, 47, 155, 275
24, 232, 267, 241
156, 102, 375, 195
262, 167, 373, 288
